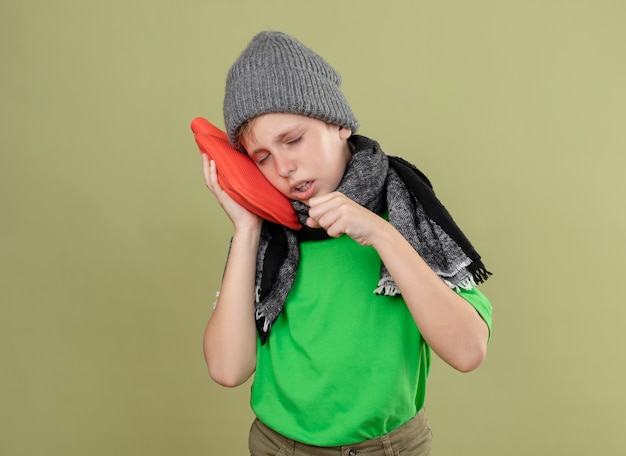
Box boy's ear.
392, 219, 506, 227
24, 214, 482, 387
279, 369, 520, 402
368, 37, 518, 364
339, 126, 352, 140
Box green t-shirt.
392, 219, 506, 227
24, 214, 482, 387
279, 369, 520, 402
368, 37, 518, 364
251, 234, 492, 446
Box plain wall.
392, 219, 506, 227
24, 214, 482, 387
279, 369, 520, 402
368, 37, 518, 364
2, 1, 625, 454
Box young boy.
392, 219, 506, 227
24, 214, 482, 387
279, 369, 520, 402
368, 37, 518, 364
202, 30, 493, 456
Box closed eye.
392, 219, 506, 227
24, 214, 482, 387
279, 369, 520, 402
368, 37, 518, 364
256, 153, 270, 165
286, 135, 303, 145
250, 150, 271, 165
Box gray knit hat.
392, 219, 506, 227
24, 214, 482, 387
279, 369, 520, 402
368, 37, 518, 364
223, 31, 359, 148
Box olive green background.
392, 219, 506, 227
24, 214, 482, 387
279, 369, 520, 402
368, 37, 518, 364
2, 0, 625, 454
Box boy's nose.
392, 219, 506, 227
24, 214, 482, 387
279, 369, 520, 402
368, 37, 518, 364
275, 155, 296, 177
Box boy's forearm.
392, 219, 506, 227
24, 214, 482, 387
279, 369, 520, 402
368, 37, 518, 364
371, 224, 489, 372
203, 227, 260, 387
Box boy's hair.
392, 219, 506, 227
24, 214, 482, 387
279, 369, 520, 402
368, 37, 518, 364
233, 118, 257, 151
223, 30, 359, 149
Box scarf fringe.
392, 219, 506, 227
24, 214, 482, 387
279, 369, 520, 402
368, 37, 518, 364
254, 285, 272, 343
471, 266, 493, 285
447, 277, 476, 292
254, 285, 272, 334
377, 274, 480, 297
374, 278, 401, 296
255, 311, 271, 344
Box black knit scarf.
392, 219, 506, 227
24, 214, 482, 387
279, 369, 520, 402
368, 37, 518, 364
252, 135, 491, 344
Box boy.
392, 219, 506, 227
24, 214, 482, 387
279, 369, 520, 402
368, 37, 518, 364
202, 30, 493, 456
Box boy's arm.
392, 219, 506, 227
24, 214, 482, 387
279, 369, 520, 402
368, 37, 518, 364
203, 227, 259, 387
202, 156, 259, 387
370, 222, 489, 372
307, 192, 489, 373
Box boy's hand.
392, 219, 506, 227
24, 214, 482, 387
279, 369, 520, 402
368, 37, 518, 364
306, 192, 389, 246
202, 154, 262, 231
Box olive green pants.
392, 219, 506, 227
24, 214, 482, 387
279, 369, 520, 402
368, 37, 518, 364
249, 410, 432, 456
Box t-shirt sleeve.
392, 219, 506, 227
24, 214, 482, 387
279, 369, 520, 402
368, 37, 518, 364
456, 286, 493, 339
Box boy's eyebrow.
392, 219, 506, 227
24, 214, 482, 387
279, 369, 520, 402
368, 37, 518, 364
274, 131, 296, 143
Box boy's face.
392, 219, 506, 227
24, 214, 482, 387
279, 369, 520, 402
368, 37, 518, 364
240, 113, 352, 206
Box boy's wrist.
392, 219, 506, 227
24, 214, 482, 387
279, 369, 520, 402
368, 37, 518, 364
370, 221, 404, 254
232, 223, 262, 241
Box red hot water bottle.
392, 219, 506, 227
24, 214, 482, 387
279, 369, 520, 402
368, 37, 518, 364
191, 117, 301, 230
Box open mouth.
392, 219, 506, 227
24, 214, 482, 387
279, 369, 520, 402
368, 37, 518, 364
294, 181, 312, 193
291, 180, 315, 201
